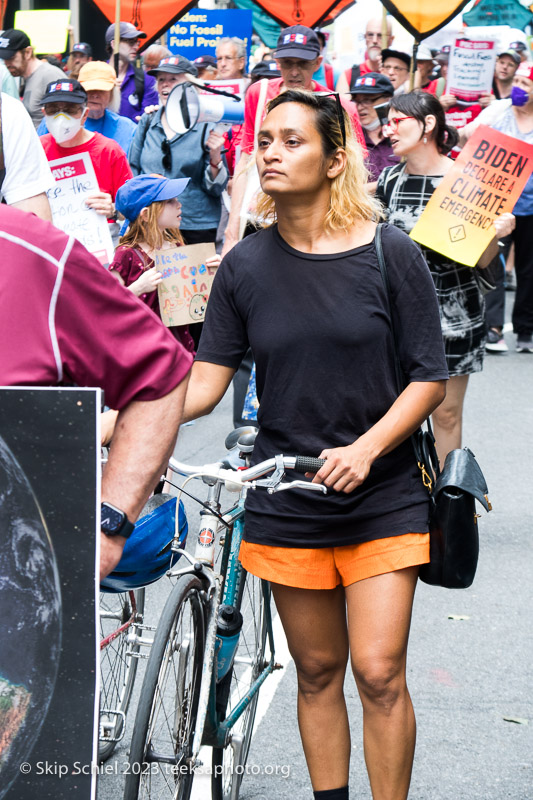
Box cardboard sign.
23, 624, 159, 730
14, 10, 71, 55
155, 243, 217, 326
0, 387, 99, 800
410, 125, 533, 266
167, 9, 252, 66
446, 38, 497, 103
47, 152, 114, 268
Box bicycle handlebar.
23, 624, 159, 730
168, 453, 327, 493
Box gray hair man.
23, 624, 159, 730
216, 37, 246, 79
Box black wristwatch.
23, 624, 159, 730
101, 502, 135, 539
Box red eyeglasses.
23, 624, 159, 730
382, 116, 416, 134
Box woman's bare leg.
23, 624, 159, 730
271, 583, 350, 791
431, 374, 469, 466
345, 566, 419, 800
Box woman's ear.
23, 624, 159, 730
424, 114, 437, 135
139, 206, 150, 221
326, 148, 347, 180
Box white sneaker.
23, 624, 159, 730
516, 335, 533, 353
485, 330, 508, 352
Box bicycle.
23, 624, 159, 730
123, 427, 326, 800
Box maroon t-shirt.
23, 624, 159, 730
110, 245, 196, 354
0, 205, 192, 409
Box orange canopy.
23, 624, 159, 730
90, 0, 356, 45
381, 0, 471, 39
250, 0, 355, 27
89, 0, 197, 49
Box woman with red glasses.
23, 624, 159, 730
377, 90, 513, 465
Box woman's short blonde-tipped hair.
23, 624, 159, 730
254, 89, 382, 232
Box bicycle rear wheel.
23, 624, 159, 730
124, 575, 205, 800
211, 571, 270, 800
99, 588, 145, 762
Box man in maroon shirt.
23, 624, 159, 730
0, 204, 192, 578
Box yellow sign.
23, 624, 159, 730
410, 125, 533, 266
155, 243, 217, 327
14, 10, 71, 55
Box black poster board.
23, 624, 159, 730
0, 387, 99, 800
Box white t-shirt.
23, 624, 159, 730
1, 93, 54, 205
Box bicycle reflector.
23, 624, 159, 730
100, 494, 188, 593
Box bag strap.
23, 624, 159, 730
374, 223, 439, 490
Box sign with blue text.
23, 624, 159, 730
167, 9, 252, 68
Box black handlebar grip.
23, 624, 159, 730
294, 456, 326, 474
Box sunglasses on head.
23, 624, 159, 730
314, 92, 346, 148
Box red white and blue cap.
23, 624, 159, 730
274, 25, 320, 60
41, 79, 88, 104
115, 174, 190, 234
70, 42, 92, 57
147, 55, 198, 77
350, 72, 394, 96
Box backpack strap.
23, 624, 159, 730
133, 65, 145, 107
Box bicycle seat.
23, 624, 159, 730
225, 426, 258, 453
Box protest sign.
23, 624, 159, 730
14, 10, 70, 55
47, 152, 114, 268
202, 78, 249, 98
155, 243, 217, 327
167, 9, 252, 66
446, 38, 496, 103
0, 387, 99, 800
410, 125, 533, 266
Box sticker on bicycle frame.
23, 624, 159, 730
199, 527, 215, 547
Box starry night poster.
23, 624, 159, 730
0, 388, 99, 800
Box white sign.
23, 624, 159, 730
447, 38, 497, 104
47, 152, 114, 267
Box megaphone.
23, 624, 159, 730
166, 82, 245, 135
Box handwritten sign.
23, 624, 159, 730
410, 125, 533, 266
446, 38, 496, 103
155, 243, 217, 326
14, 10, 71, 55
47, 152, 114, 267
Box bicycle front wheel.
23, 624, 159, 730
124, 575, 205, 800
212, 571, 270, 800
99, 588, 145, 762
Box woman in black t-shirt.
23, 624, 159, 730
183, 91, 448, 800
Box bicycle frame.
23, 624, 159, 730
166, 496, 276, 764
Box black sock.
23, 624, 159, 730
313, 787, 349, 800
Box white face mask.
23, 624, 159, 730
362, 118, 382, 131
46, 112, 83, 144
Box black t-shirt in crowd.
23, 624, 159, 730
196, 223, 448, 548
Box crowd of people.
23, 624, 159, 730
1, 14, 532, 800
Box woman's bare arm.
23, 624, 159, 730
183, 361, 236, 422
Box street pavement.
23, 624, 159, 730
98, 316, 533, 800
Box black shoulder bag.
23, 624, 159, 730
375, 223, 492, 589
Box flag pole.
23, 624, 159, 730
113, 0, 121, 77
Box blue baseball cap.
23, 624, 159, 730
116, 174, 190, 234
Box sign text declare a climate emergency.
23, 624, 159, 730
439, 138, 529, 228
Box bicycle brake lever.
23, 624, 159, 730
268, 480, 327, 494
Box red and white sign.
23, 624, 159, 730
47, 152, 114, 267
446, 38, 497, 104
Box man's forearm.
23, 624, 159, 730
221, 151, 252, 257
12, 192, 52, 222
100, 378, 188, 578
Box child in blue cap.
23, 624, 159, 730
110, 174, 220, 353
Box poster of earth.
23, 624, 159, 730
0, 387, 99, 800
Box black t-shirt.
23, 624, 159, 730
196, 223, 448, 548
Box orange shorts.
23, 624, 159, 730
239, 533, 430, 590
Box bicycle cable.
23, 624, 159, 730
164, 477, 232, 529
